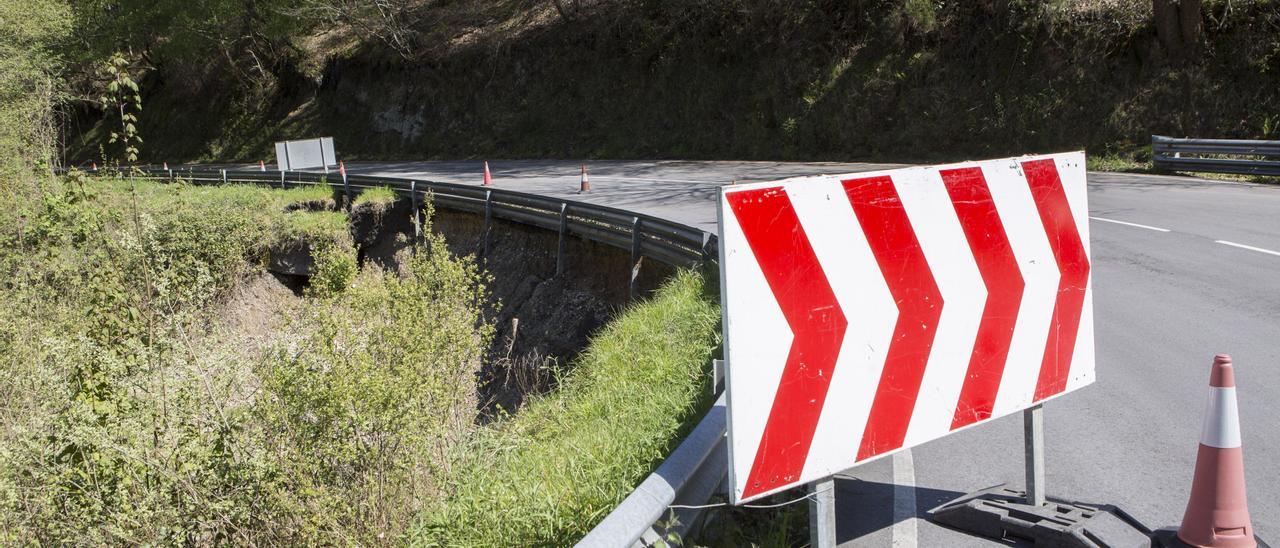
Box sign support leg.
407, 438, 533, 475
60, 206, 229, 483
1023, 403, 1045, 507
809, 477, 837, 548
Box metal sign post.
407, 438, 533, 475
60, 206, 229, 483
1023, 403, 1045, 506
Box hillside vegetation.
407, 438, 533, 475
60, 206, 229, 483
2, 5, 728, 541
0, 174, 720, 544
0, 175, 476, 543
58, 0, 1280, 164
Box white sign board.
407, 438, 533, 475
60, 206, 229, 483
718, 152, 1094, 503
275, 137, 337, 171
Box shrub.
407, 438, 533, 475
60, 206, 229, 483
256, 232, 493, 544
0, 177, 494, 544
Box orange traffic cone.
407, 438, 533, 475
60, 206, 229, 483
483, 161, 492, 186
579, 164, 590, 193
1174, 355, 1257, 548
259, 160, 266, 171
91, 162, 97, 170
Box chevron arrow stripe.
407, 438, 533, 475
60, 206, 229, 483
941, 167, 1025, 430
725, 187, 848, 501
1023, 159, 1091, 402
843, 175, 944, 461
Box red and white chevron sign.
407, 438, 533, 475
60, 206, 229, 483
718, 152, 1095, 503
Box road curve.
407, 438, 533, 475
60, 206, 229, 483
339, 160, 1279, 546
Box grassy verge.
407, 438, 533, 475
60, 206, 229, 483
1086, 154, 1155, 173
280, 184, 339, 210
414, 269, 721, 546
354, 185, 398, 208
1085, 154, 1280, 185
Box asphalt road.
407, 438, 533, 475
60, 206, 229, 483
340, 160, 1279, 546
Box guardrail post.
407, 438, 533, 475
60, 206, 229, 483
629, 216, 642, 301
220, 169, 227, 184
556, 203, 569, 277
809, 477, 837, 548
1024, 403, 1045, 506
280, 171, 286, 189
410, 181, 421, 241
712, 359, 725, 395
342, 171, 351, 212
482, 190, 493, 259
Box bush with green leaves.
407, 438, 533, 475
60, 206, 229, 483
0, 176, 495, 544
257, 235, 493, 543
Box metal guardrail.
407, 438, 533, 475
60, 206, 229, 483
1152, 135, 1280, 176
578, 393, 727, 547
71, 165, 728, 545
73, 166, 718, 274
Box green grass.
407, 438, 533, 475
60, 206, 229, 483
1086, 154, 1155, 173
414, 269, 721, 546
88, 176, 349, 248
279, 210, 350, 243
353, 185, 397, 207
92, 177, 332, 215
279, 183, 338, 206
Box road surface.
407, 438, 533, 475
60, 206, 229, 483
341, 159, 1278, 546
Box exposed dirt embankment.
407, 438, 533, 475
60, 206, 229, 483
427, 208, 675, 413
269, 193, 676, 414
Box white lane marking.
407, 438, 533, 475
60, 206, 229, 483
1089, 216, 1171, 232
1215, 240, 1280, 257
892, 450, 918, 548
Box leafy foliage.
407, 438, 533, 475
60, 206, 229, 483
259, 236, 492, 543
0, 177, 493, 544
0, 0, 68, 233
99, 53, 143, 164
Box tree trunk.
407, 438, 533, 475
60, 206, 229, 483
1178, 0, 1203, 55
1153, 0, 1202, 63
1153, 0, 1184, 61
